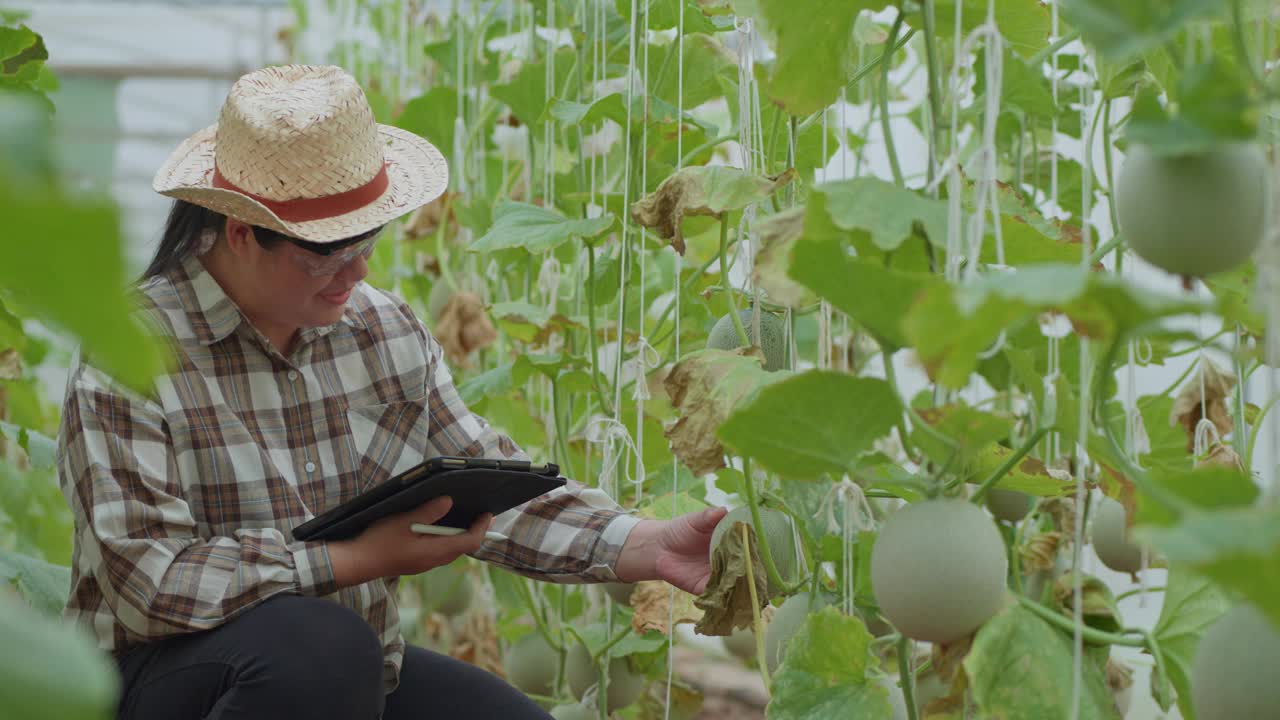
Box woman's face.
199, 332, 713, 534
223, 219, 372, 341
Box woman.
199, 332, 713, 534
56, 64, 726, 720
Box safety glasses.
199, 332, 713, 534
282, 229, 381, 277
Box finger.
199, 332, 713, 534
414, 495, 454, 524
693, 506, 728, 533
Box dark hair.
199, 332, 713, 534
142, 199, 381, 281
141, 200, 286, 281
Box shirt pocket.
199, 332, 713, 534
344, 395, 432, 487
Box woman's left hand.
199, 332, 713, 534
615, 506, 728, 596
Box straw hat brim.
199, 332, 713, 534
152, 124, 448, 243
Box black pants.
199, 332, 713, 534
113, 594, 551, 720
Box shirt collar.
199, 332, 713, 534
172, 252, 365, 348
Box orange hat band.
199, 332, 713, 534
211, 161, 391, 225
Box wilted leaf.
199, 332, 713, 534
694, 521, 769, 636
631, 580, 702, 635
964, 604, 1120, 719
766, 607, 892, 720
1169, 357, 1236, 453
719, 371, 901, 480
1195, 441, 1244, 471
630, 166, 796, 254
664, 348, 781, 475
0, 347, 18, 379
753, 207, 815, 309
434, 291, 497, 368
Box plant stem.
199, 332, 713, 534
591, 623, 633, 661
897, 634, 920, 720
846, 28, 918, 90
721, 214, 751, 346
880, 10, 907, 188
968, 427, 1051, 502
584, 245, 613, 415
1115, 585, 1166, 603
740, 456, 791, 595
741, 522, 773, 691
1028, 29, 1082, 67
550, 376, 577, 480
879, 349, 916, 460
1016, 596, 1147, 647
919, 0, 944, 188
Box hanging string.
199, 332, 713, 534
816, 479, 876, 616
631, 0, 653, 504
1068, 61, 1095, 720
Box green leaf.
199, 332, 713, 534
489, 49, 577, 129
469, 201, 615, 254
903, 264, 1210, 387
965, 603, 1120, 719
767, 607, 892, 720
719, 371, 901, 480
0, 298, 24, 351
1138, 505, 1280, 629
1150, 570, 1231, 719
0, 592, 119, 720
1061, 0, 1225, 62
456, 363, 514, 410
788, 238, 944, 350
647, 33, 737, 112
1133, 466, 1260, 527
0, 549, 69, 615
0, 421, 55, 469
546, 92, 627, 128
394, 86, 459, 154
0, 188, 166, 393
758, 0, 879, 116
934, 0, 1051, 59
967, 443, 1073, 496
913, 404, 1014, 469
815, 178, 949, 252
1124, 60, 1259, 154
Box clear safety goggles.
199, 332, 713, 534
285, 231, 381, 277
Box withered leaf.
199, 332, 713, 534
693, 521, 769, 637
629, 166, 797, 254
1170, 357, 1236, 453
434, 291, 498, 368
663, 348, 779, 475
751, 206, 815, 309
630, 580, 702, 636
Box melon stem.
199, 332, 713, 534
741, 522, 772, 692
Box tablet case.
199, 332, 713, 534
291, 457, 565, 543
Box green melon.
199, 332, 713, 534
503, 631, 559, 697
986, 488, 1033, 523
549, 702, 597, 720
565, 643, 646, 713
871, 500, 1008, 644
1090, 497, 1145, 574
422, 561, 474, 618
1191, 604, 1280, 720
763, 592, 827, 673
706, 309, 787, 371
723, 625, 757, 663
709, 505, 797, 598
604, 582, 636, 606
1116, 143, 1269, 277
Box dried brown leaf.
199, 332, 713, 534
693, 521, 768, 637
1170, 357, 1237, 452
0, 349, 20, 380
434, 291, 497, 368
631, 581, 702, 636
663, 348, 776, 475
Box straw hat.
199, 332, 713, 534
153, 64, 447, 244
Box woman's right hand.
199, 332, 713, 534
327, 496, 493, 588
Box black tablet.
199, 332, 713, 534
291, 456, 565, 543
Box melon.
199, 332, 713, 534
871, 499, 1008, 644
723, 625, 757, 663
565, 643, 646, 712
709, 505, 798, 597
986, 488, 1033, 523
604, 582, 636, 606
1191, 604, 1280, 720
706, 309, 787, 371
422, 561, 474, 617
503, 631, 559, 697
763, 592, 827, 673
549, 702, 596, 720
1116, 143, 1269, 277
1090, 497, 1145, 574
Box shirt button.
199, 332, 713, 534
304, 461, 316, 473
287, 370, 299, 381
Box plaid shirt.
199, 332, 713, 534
56, 251, 639, 693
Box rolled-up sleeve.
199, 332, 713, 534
414, 325, 640, 583
57, 360, 338, 642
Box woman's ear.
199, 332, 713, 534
223, 218, 255, 257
